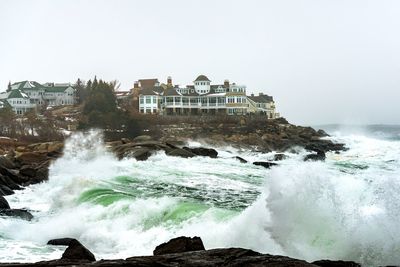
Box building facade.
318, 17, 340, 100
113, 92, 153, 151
138, 75, 279, 118
0, 81, 76, 114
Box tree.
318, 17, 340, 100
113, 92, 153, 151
6, 81, 11, 92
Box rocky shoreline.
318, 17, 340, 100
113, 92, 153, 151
0, 121, 353, 266
0, 236, 362, 267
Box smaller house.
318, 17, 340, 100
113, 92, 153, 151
247, 93, 279, 119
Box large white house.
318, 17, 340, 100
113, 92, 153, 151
138, 75, 279, 118
0, 81, 76, 114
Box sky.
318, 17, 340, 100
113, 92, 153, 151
0, 0, 399, 125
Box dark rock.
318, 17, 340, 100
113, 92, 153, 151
120, 138, 131, 144
253, 161, 278, 169
312, 259, 361, 267
126, 147, 153, 161
166, 148, 196, 158
273, 153, 287, 161
0, 156, 15, 169
47, 238, 76, 246
234, 156, 248, 163
0, 209, 33, 221
16, 152, 48, 165
317, 129, 329, 137
0, 174, 22, 190
0, 185, 14, 196
0, 195, 10, 209
19, 166, 37, 177
183, 147, 218, 158
153, 236, 205, 255
304, 150, 326, 161
61, 239, 96, 261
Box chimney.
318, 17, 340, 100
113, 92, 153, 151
224, 79, 229, 88
134, 81, 139, 89
167, 76, 172, 87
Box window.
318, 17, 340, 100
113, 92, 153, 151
146, 108, 151, 113
228, 97, 234, 103
146, 97, 151, 104
153, 97, 156, 104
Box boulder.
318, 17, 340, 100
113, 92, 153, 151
183, 147, 218, 158
128, 147, 153, 161
0, 156, 15, 169
273, 153, 287, 161
61, 239, 96, 261
19, 165, 37, 177
47, 238, 76, 246
253, 161, 278, 169
0, 185, 14, 196
16, 152, 48, 165
0, 195, 10, 209
0, 209, 33, 221
234, 156, 248, 163
304, 150, 326, 161
153, 236, 205, 256
312, 260, 361, 267
47, 142, 64, 153
166, 148, 196, 158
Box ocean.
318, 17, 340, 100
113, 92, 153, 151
1, 125, 400, 266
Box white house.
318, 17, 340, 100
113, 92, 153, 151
3, 81, 76, 114
138, 75, 279, 117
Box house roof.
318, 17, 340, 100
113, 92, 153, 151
194, 75, 211, 82
8, 89, 29, 99
44, 86, 71, 93
163, 88, 181, 96
248, 94, 274, 103
138, 79, 159, 90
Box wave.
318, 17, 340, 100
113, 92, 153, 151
1, 130, 400, 266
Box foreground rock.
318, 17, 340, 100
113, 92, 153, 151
0, 209, 33, 221
61, 239, 96, 262
253, 161, 278, 169
153, 236, 205, 255
304, 150, 326, 161
0, 236, 365, 267
312, 260, 361, 267
47, 238, 75, 246
0, 195, 10, 209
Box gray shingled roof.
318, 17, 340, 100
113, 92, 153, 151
194, 75, 211, 82
163, 88, 181, 96
248, 94, 274, 103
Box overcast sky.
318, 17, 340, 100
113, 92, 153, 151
0, 0, 399, 125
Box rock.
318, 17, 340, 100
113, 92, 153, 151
19, 165, 37, 177
234, 156, 248, 163
0, 156, 15, 169
317, 129, 329, 137
47, 238, 76, 246
183, 147, 218, 158
153, 236, 205, 255
120, 138, 131, 144
128, 147, 153, 161
133, 135, 153, 142
0, 185, 14, 196
0, 195, 10, 209
0, 209, 33, 221
253, 161, 278, 169
47, 142, 64, 153
304, 150, 326, 161
61, 239, 96, 261
0, 174, 22, 190
166, 148, 196, 158
312, 260, 361, 267
273, 153, 287, 161
16, 152, 48, 165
